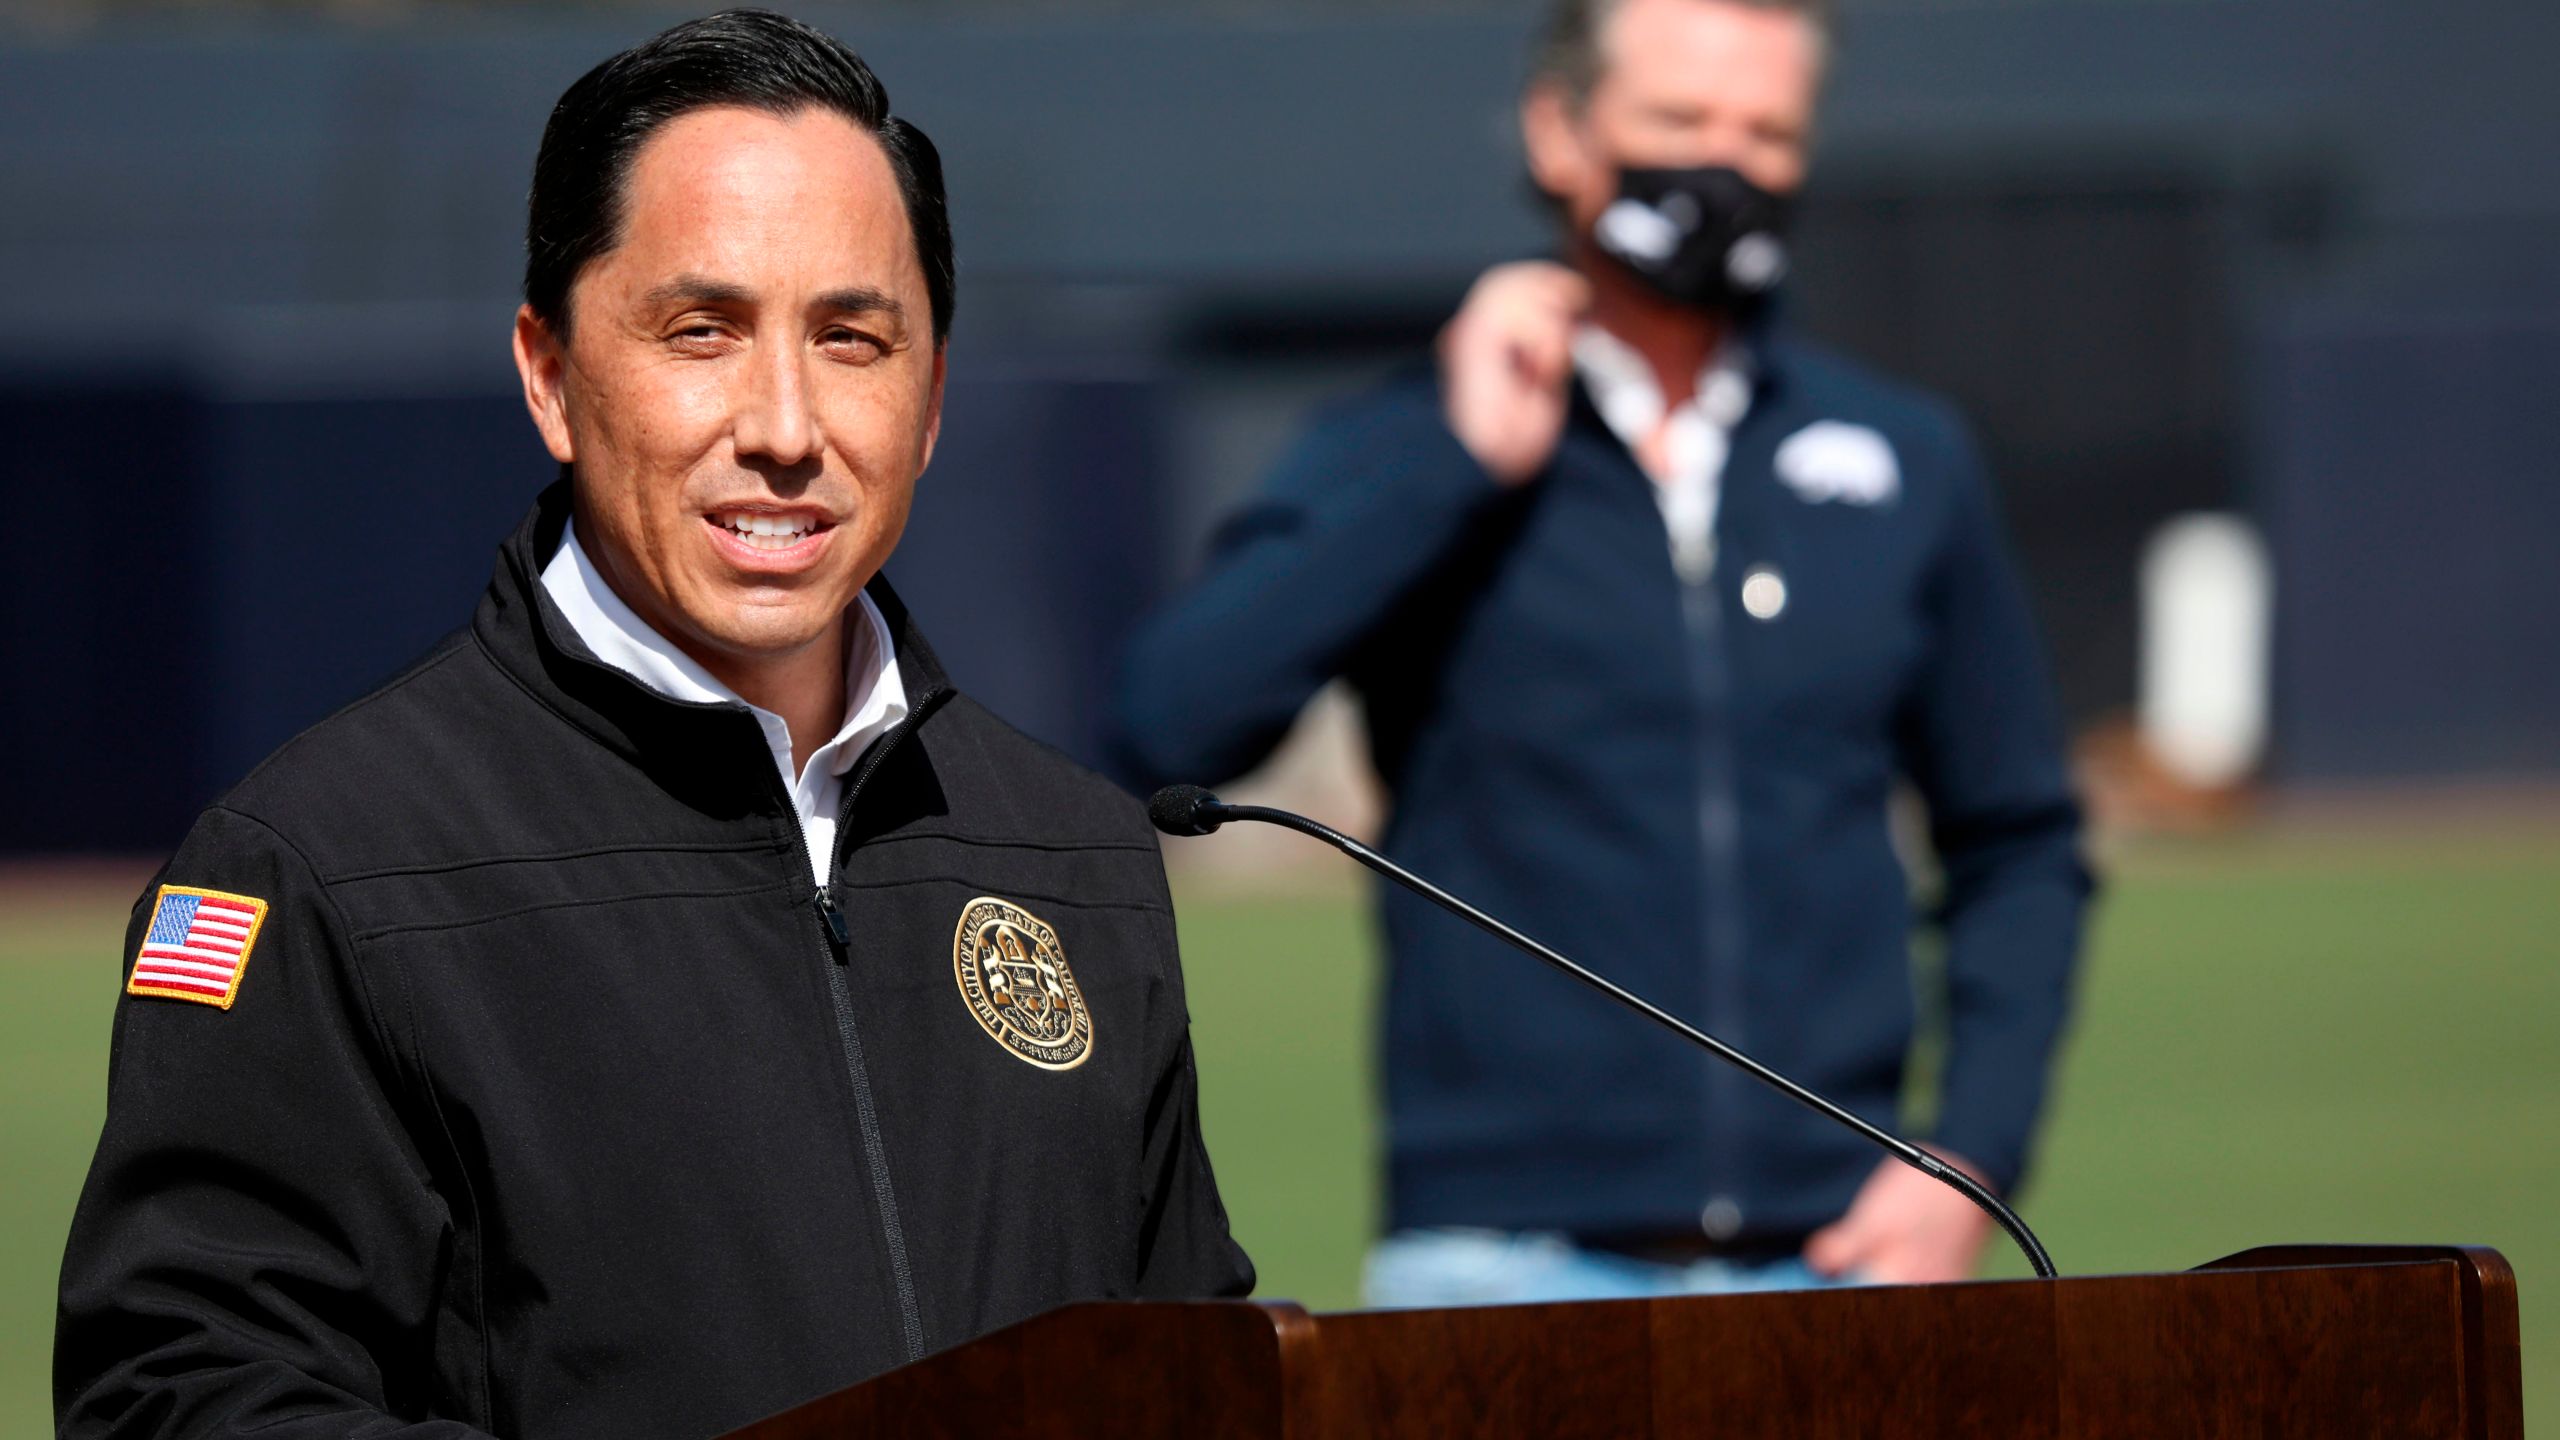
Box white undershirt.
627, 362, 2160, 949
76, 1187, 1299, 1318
540, 521, 908, 886
1572, 325, 1754, 586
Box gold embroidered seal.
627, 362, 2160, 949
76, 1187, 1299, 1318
952, 897, 1093, 1071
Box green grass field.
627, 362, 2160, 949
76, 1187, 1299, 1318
6, 828, 2554, 1433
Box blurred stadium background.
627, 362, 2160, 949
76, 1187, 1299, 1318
3, 0, 2554, 1431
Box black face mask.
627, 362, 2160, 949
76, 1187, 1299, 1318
1588, 165, 1795, 313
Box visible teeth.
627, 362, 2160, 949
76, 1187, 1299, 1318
716, 513, 817, 550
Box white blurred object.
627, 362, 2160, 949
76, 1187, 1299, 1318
1774, 420, 1900, 506
2139, 513, 2274, 789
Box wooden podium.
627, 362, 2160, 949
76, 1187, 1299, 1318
722, 1245, 2521, 1438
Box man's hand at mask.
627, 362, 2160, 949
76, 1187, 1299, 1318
1439, 260, 1591, 485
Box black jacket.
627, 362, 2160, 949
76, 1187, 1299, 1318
59, 486, 1253, 1439
1116, 334, 2089, 1244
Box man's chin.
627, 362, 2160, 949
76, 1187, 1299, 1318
668, 595, 857, 672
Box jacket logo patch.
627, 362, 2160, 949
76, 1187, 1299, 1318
130, 885, 269, 1009
952, 897, 1093, 1071
1775, 421, 1900, 506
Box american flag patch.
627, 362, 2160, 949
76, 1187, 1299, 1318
130, 886, 269, 1009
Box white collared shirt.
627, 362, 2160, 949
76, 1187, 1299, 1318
1572, 325, 1755, 586
540, 521, 908, 886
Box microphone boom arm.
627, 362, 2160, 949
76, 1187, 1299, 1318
1202, 797, 2058, 1281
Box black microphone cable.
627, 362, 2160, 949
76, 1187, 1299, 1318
1149, 783, 2058, 1280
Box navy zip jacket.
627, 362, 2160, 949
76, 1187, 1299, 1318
1114, 331, 2091, 1245
58, 484, 1252, 1439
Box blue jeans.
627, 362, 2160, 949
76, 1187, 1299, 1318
1364, 1227, 1855, 1308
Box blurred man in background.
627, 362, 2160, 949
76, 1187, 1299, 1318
1116, 0, 2090, 1301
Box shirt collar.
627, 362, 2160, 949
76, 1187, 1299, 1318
1570, 323, 1756, 451
540, 519, 907, 781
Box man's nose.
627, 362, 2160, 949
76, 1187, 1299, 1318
734, 340, 821, 465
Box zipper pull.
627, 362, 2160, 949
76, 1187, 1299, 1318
813, 885, 851, 957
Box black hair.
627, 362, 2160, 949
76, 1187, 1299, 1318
524, 9, 954, 343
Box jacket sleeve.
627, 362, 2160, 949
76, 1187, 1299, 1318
1111, 380, 1507, 789
1897, 416, 2097, 1197
1127, 897, 1255, 1300
56, 806, 492, 1439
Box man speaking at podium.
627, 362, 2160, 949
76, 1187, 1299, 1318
57, 12, 1250, 1437
1118, 0, 2089, 1301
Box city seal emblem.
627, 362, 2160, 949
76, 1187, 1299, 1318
952, 897, 1094, 1071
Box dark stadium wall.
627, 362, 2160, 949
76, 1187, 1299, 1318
3, 0, 2557, 854
1, 386, 215, 852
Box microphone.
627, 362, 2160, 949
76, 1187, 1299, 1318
1149, 785, 2057, 1280
1146, 783, 1234, 837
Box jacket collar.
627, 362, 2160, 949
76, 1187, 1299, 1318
471, 479, 955, 783
1564, 301, 1795, 451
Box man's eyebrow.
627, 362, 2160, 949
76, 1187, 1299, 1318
815, 286, 904, 320
640, 275, 755, 309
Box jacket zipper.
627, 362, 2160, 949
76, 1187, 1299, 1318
1679, 553, 1752, 1231
787, 685, 946, 1367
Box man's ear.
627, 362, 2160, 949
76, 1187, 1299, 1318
513, 304, 577, 466
1520, 82, 1593, 208
916, 342, 948, 475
